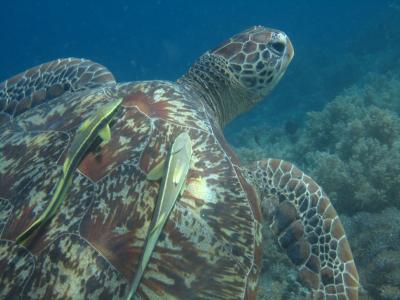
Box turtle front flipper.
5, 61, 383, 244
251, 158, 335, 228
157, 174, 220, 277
0, 58, 116, 124
245, 159, 359, 300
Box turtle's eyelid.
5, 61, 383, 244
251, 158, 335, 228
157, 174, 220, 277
270, 41, 286, 54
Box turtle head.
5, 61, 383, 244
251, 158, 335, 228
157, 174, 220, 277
212, 26, 294, 98
179, 26, 294, 127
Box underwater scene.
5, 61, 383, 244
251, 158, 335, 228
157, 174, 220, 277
1, 0, 400, 299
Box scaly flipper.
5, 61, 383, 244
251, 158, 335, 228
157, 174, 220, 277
0, 58, 116, 125
16, 98, 122, 245
244, 159, 359, 300
127, 132, 192, 299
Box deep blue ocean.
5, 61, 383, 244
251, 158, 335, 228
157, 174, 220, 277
1, 1, 400, 299
0, 0, 396, 132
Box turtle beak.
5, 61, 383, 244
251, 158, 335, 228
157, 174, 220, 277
286, 36, 294, 62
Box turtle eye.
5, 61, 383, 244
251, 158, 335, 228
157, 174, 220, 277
270, 41, 285, 54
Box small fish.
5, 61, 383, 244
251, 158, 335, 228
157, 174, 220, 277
127, 132, 192, 299
16, 98, 122, 245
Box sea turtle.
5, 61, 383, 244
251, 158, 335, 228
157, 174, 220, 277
0, 26, 359, 299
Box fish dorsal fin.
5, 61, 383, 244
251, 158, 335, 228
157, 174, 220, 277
63, 99, 122, 175
146, 158, 166, 181
98, 124, 111, 142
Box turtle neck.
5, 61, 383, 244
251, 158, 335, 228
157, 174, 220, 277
177, 52, 258, 129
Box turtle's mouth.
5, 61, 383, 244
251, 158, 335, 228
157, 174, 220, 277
275, 32, 294, 68
286, 36, 295, 62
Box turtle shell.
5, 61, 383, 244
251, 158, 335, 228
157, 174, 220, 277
0, 80, 263, 299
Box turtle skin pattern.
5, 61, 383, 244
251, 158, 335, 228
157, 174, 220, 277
0, 80, 263, 299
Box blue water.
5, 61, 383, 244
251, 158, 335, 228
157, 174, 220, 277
1, 1, 400, 299
0, 1, 395, 123
1, 1, 397, 134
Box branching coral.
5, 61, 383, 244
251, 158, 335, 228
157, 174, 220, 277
298, 77, 400, 214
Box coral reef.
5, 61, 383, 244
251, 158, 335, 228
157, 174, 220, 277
341, 208, 400, 300
256, 224, 310, 300
297, 78, 400, 214
231, 71, 400, 299
226, 8, 400, 297
233, 71, 400, 215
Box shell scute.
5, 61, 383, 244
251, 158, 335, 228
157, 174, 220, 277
119, 81, 212, 132
77, 107, 151, 182
0, 240, 35, 298
0, 81, 261, 299
16, 88, 115, 132
24, 234, 128, 299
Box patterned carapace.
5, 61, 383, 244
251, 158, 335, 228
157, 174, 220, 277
0, 26, 358, 300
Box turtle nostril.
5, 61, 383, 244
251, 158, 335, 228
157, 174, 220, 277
271, 41, 286, 54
